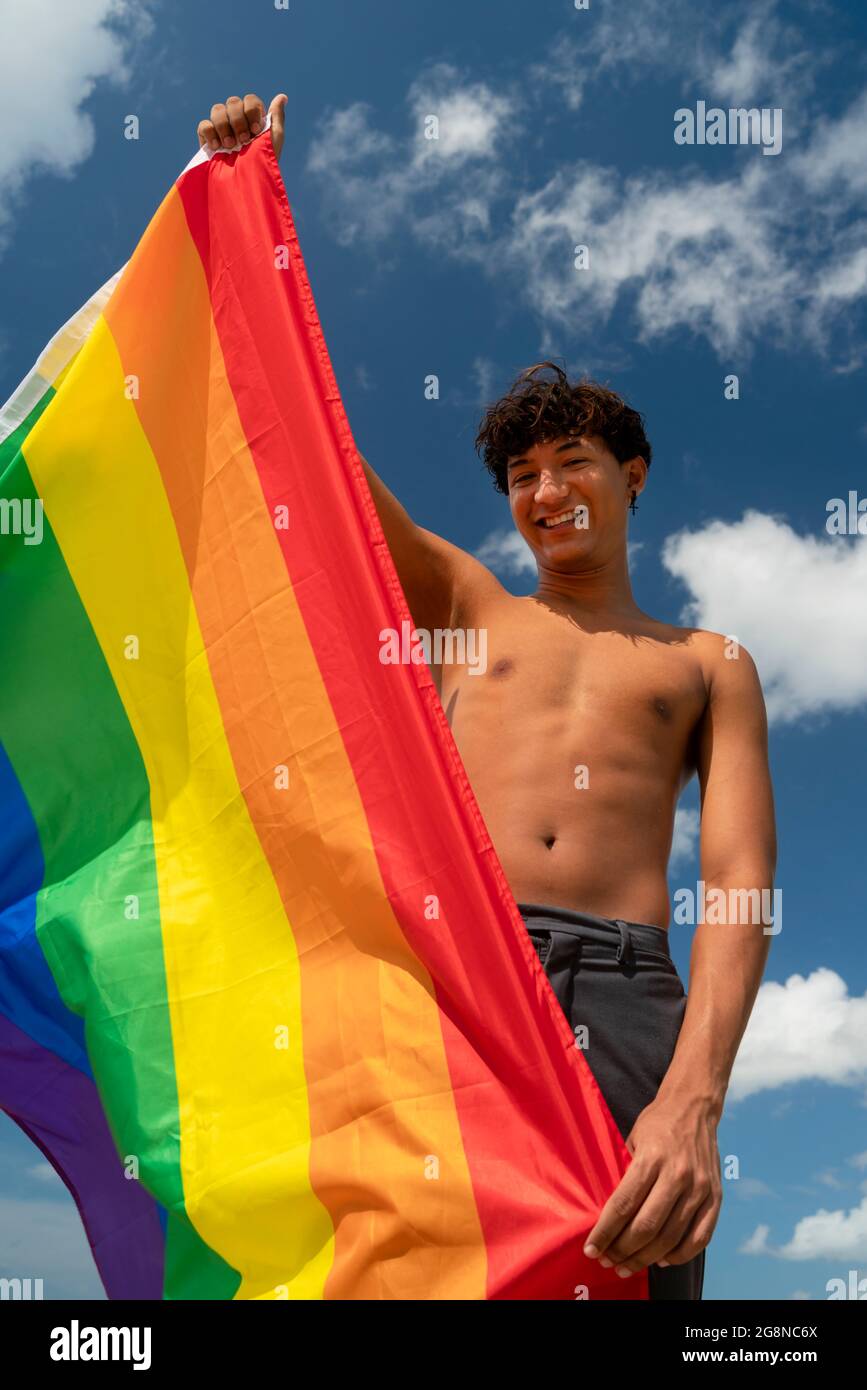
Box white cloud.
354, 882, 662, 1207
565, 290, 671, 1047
816, 1170, 847, 1190
740, 1223, 771, 1254
472, 356, 496, 406
793, 89, 867, 199
307, 21, 867, 359
533, 2, 679, 114
743, 1195, 867, 1261
474, 527, 536, 577
0, 0, 153, 253
728, 967, 867, 1103
539, 0, 816, 115
306, 103, 396, 176
703, 1, 816, 108
306, 65, 515, 248
708, 18, 774, 102
499, 159, 810, 356
662, 512, 867, 724
408, 71, 510, 165
670, 807, 700, 867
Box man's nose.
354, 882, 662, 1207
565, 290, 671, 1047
535, 472, 570, 503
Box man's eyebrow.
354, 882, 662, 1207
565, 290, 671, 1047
506, 438, 588, 468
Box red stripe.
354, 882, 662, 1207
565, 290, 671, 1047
175, 137, 646, 1301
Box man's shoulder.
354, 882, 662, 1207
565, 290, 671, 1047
665, 625, 763, 707
636, 617, 762, 696
643, 616, 756, 663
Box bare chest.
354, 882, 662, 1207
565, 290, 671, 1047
437, 605, 708, 759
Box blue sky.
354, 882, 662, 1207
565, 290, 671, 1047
1, 0, 866, 1301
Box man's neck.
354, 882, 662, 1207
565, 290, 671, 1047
532, 549, 642, 621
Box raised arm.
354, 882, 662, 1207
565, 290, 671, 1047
358, 452, 499, 635
195, 92, 500, 636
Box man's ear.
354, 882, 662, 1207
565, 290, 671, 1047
624, 455, 648, 499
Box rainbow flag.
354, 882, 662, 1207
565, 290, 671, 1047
0, 131, 642, 1300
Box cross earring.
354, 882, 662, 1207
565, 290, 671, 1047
629, 491, 638, 515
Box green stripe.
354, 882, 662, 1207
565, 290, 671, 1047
0, 392, 240, 1299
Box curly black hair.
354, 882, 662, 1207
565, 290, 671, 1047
475, 361, 652, 495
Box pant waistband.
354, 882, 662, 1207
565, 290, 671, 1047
516, 901, 671, 964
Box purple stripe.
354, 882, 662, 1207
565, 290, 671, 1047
0, 1011, 165, 1299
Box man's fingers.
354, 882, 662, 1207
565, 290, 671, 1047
209, 103, 233, 147
605, 1189, 688, 1268
244, 93, 265, 135
656, 1192, 720, 1268
197, 119, 219, 152
200, 94, 269, 155
584, 1161, 658, 1257
268, 93, 288, 159
225, 95, 251, 146
607, 1190, 697, 1272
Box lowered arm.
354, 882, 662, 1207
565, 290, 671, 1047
658, 641, 777, 1119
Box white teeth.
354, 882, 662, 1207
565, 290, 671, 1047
541, 509, 576, 527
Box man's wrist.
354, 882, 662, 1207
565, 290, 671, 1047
655, 1069, 726, 1123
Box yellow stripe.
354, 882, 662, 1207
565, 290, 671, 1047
23, 320, 334, 1299
104, 187, 488, 1299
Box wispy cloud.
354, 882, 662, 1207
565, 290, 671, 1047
740, 1223, 772, 1254
307, 7, 867, 361
733, 1176, 776, 1200
670, 806, 701, 867
474, 527, 536, 577
306, 64, 516, 248
536, 0, 818, 117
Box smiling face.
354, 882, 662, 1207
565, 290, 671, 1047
506, 432, 645, 573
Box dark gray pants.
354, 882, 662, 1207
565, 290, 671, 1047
518, 902, 706, 1301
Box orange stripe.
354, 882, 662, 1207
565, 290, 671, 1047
103, 186, 487, 1298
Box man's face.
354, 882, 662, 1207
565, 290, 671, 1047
506, 432, 640, 573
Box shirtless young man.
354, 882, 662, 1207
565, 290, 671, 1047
198, 94, 777, 1301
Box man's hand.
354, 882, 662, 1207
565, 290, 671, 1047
583, 1096, 722, 1278
197, 92, 287, 160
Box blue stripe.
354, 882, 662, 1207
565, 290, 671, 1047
0, 740, 90, 1075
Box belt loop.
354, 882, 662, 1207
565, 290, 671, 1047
613, 919, 634, 967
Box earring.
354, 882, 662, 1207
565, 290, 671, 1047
629, 491, 638, 515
